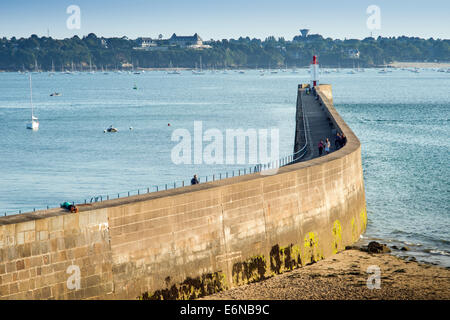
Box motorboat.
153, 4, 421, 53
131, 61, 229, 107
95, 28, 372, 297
105, 125, 118, 133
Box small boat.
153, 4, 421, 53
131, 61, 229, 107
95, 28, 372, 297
192, 57, 205, 74
26, 74, 39, 131
50, 92, 62, 96
105, 125, 118, 133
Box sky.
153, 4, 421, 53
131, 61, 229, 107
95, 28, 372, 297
0, 0, 449, 40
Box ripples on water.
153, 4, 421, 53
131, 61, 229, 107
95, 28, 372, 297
0, 69, 449, 267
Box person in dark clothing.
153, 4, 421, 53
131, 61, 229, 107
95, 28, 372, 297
191, 174, 199, 185
318, 140, 324, 156
341, 133, 347, 146
335, 132, 342, 150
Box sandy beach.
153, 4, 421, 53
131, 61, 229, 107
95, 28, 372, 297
201, 248, 450, 300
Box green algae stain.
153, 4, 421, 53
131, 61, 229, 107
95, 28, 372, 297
232, 255, 267, 286
332, 220, 343, 254
139, 272, 227, 300
269, 244, 302, 275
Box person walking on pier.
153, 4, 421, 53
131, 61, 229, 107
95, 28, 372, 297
191, 174, 199, 185
318, 140, 324, 156
325, 138, 331, 154
335, 132, 342, 150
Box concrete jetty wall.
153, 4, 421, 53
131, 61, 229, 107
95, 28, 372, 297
0, 84, 366, 299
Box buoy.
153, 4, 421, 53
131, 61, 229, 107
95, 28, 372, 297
168, 123, 171, 126
129, 126, 133, 130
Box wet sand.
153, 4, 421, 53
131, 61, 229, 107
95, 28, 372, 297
201, 249, 450, 300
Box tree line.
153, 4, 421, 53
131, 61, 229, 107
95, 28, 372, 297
0, 33, 448, 71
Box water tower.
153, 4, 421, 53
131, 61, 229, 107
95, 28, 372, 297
300, 29, 310, 38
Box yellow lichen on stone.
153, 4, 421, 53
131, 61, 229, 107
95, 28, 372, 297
302, 232, 323, 265
351, 217, 358, 243
332, 220, 342, 254
359, 208, 367, 232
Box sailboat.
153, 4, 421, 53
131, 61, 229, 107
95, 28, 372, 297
33, 59, 40, 74
167, 61, 181, 74
49, 60, 55, 76
192, 56, 205, 75
26, 74, 39, 131
89, 58, 95, 74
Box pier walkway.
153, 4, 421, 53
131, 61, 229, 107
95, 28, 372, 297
295, 88, 338, 161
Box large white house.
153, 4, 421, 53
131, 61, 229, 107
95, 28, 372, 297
135, 33, 211, 51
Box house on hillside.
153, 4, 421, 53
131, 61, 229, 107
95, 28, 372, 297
134, 33, 211, 51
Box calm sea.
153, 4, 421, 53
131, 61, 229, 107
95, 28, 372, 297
0, 69, 448, 267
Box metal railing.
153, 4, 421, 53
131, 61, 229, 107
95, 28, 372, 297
2, 91, 314, 217
2, 141, 313, 217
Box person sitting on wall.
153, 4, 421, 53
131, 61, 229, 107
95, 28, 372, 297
191, 174, 199, 185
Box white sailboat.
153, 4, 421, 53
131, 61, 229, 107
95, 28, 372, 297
49, 60, 55, 76
26, 74, 39, 131
192, 56, 205, 75
167, 61, 181, 74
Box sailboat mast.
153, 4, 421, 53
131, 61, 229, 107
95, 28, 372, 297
29, 74, 34, 119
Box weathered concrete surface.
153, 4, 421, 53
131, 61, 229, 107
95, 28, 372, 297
0, 84, 366, 300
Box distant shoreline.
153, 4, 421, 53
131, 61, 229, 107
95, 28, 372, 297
389, 61, 450, 68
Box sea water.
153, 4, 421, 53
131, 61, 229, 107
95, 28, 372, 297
0, 69, 448, 267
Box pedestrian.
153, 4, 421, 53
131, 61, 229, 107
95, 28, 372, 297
335, 132, 341, 150
341, 133, 347, 146
318, 140, 324, 156
325, 138, 331, 154
191, 174, 199, 185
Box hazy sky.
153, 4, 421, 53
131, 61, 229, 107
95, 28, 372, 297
1, 0, 449, 40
